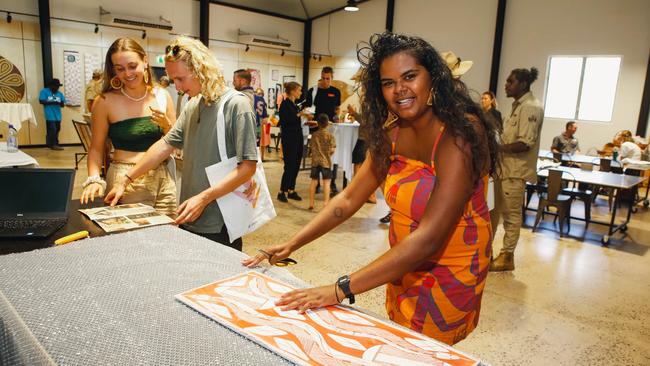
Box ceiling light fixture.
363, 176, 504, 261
141, 30, 146, 39
6, 12, 12, 23
245, 45, 250, 52
312, 54, 317, 60
318, 55, 322, 61
281, 49, 285, 56
94, 24, 99, 33
344, 0, 359, 12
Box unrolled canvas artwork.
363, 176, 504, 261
176, 271, 480, 366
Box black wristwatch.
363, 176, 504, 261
337, 275, 355, 304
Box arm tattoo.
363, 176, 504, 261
334, 207, 343, 218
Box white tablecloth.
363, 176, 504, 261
329, 122, 359, 180
0, 142, 39, 168
0, 103, 37, 131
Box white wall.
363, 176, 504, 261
394, 0, 498, 96
0, 0, 306, 144
497, 0, 650, 151
310, 0, 386, 105
208, 3, 305, 98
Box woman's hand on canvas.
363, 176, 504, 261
241, 243, 293, 268
275, 284, 341, 313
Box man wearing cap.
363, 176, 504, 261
84, 69, 103, 113
39, 79, 66, 150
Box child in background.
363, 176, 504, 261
309, 113, 336, 210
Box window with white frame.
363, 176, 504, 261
544, 56, 621, 122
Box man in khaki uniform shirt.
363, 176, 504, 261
84, 69, 102, 113
490, 67, 544, 272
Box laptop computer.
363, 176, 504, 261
0, 168, 75, 238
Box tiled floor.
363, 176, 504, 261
22, 145, 650, 365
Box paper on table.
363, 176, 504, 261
176, 271, 481, 366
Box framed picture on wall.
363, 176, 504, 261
275, 83, 283, 110
267, 87, 276, 110
282, 75, 295, 84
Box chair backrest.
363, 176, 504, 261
547, 169, 564, 200
600, 158, 611, 172
72, 120, 92, 152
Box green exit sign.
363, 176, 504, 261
157, 55, 165, 64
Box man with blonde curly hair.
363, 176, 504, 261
105, 37, 258, 250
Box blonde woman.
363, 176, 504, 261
80, 37, 177, 215
105, 36, 258, 250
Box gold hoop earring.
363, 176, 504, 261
110, 76, 123, 89
383, 110, 399, 130
143, 70, 149, 84
427, 88, 435, 106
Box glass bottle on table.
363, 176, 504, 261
7, 124, 18, 153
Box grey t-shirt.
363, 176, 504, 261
163, 90, 258, 233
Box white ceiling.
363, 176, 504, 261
211, 0, 364, 21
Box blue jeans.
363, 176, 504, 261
46, 120, 61, 147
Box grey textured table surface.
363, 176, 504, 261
0, 225, 303, 365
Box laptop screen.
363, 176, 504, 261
0, 169, 74, 216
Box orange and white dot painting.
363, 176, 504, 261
176, 271, 481, 366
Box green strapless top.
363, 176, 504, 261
108, 116, 163, 152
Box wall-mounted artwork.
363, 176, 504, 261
267, 87, 277, 110
248, 69, 261, 90
282, 75, 295, 84
0, 55, 25, 102
275, 83, 283, 110
63, 50, 82, 106
271, 69, 279, 82
176, 271, 481, 366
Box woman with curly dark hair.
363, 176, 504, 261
244, 32, 498, 345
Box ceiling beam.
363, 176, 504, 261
385, 0, 394, 31
209, 1, 305, 23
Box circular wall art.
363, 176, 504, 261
0, 55, 26, 103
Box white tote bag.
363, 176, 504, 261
205, 89, 276, 242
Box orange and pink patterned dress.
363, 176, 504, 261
383, 126, 492, 345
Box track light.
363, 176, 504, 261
94, 24, 99, 33
344, 0, 359, 12
245, 45, 250, 52
141, 30, 146, 39
318, 55, 322, 61
6, 12, 12, 23
312, 54, 317, 60
281, 49, 285, 56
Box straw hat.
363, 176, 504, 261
440, 51, 473, 78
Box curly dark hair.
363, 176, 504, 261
357, 32, 498, 182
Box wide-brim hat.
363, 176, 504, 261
49, 78, 63, 87
440, 51, 473, 78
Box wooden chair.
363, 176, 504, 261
72, 119, 111, 177
72, 120, 91, 170
533, 169, 574, 237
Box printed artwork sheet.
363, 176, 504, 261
79, 203, 173, 232
176, 271, 480, 366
